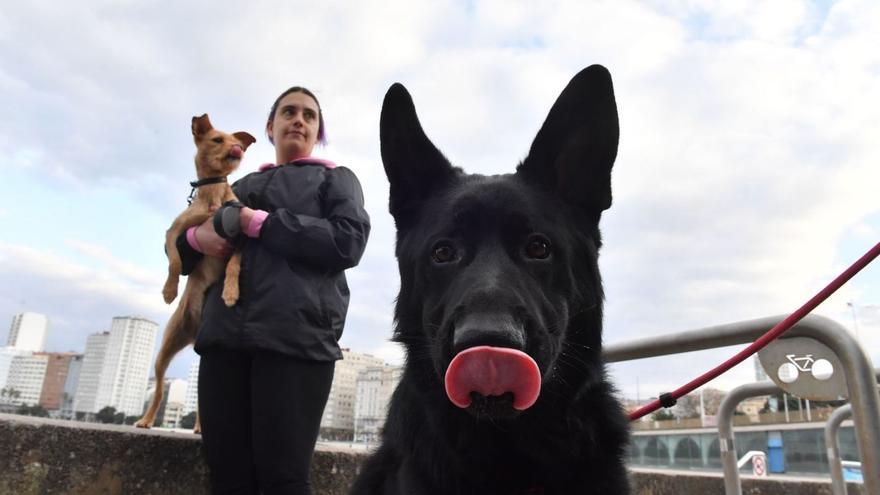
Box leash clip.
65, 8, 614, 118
658, 392, 677, 409
186, 177, 226, 206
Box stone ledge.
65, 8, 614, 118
0, 414, 866, 495
0, 413, 362, 495
630, 467, 865, 495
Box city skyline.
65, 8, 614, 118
0, 308, 850, 437
1, 311, 403, 433
2, 311, 401, 382
3, 302, 876, 400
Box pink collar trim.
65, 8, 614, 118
259, 157, 337, 172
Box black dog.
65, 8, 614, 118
351, 65, 630, 495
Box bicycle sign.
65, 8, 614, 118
758, 336, 848, 401
777, 353, 834, 384
787, 354, 815, 371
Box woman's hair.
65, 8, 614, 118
266, 86, 327, 145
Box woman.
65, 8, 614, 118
177, 86, 370, 494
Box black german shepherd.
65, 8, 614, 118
351, 65, 630, 495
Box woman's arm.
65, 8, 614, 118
254, 167, 371, 272
174, 232, 202, 276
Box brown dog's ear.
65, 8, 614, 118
233, 132, 256, 151
192, 114, 213, 141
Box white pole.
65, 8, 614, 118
848, 301, 860, 340
700, 388, 706, 427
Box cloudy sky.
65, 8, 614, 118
1, 0, 878, 403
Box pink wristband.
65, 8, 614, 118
186, 225, 204, 253
244, 210, 269, 238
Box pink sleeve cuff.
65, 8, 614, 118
186, 226, 204, 253
244, 210, 269, 238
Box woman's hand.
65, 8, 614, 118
240, 206, 257, 232
194, 216, 233, 259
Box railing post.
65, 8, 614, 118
826, 404, 852, 495
805, 317, 880, 494
717, 382, 780, 495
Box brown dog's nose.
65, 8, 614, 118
228, 145, 243, 158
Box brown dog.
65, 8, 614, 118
136, 114, 255, 430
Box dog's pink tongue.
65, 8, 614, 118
228, 145, 243, 159
445, 346, 541, 411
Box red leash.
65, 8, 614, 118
628, 241, 880, 422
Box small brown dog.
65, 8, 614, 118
136, 114, 255, 430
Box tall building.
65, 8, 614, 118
320, 349, 385, 439
94, 316, 158, 416
7, 312, 48, 352
754, 356, 769, 382
5, 353, 49, 406
60, 354, 83, 419
39, 352, 81, 411
184, 359, 200, 415
739, 396, 767, 422
0, 347, 29, 393
73, 332, 110, 414
354, 365, 402, 443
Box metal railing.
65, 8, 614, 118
604, 314, 880, 494
716, 381, 780, 494
827, 404, 854, 495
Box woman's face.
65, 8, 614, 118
267, 91, 321, 163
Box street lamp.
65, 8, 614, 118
847, 301, 860, 340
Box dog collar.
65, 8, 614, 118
187, 177, 227, 205
190, 177, 227, 188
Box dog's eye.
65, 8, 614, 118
431, 243, 457, 264
212, 137, 223, 144
525, 235, 551, 260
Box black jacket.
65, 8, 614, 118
178, 160, 370, 361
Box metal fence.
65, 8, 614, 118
604, 314, 880, 494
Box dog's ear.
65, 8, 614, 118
516, 65, 619, 214
381, 83, 458, 229
192, 114, 214, 142
233, 132, 256, 151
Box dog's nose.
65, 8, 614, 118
452, 313, 525, 355
229, 145, 243, 158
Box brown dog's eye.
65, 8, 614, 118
431, 243, 457, 264
526, 235, 551, 260
212, 137, 223, 144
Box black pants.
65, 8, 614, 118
198, 348, 335, 495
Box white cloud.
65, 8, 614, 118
64, 238, 166, 288
2, 0, 879, 401
0, 242, 172, 317
367, 341, 406, 368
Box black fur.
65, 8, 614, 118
351, 65, 630, 495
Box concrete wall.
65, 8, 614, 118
631, 468, 865, 495
0, 414, 359, 495
0, 413, 866, 495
